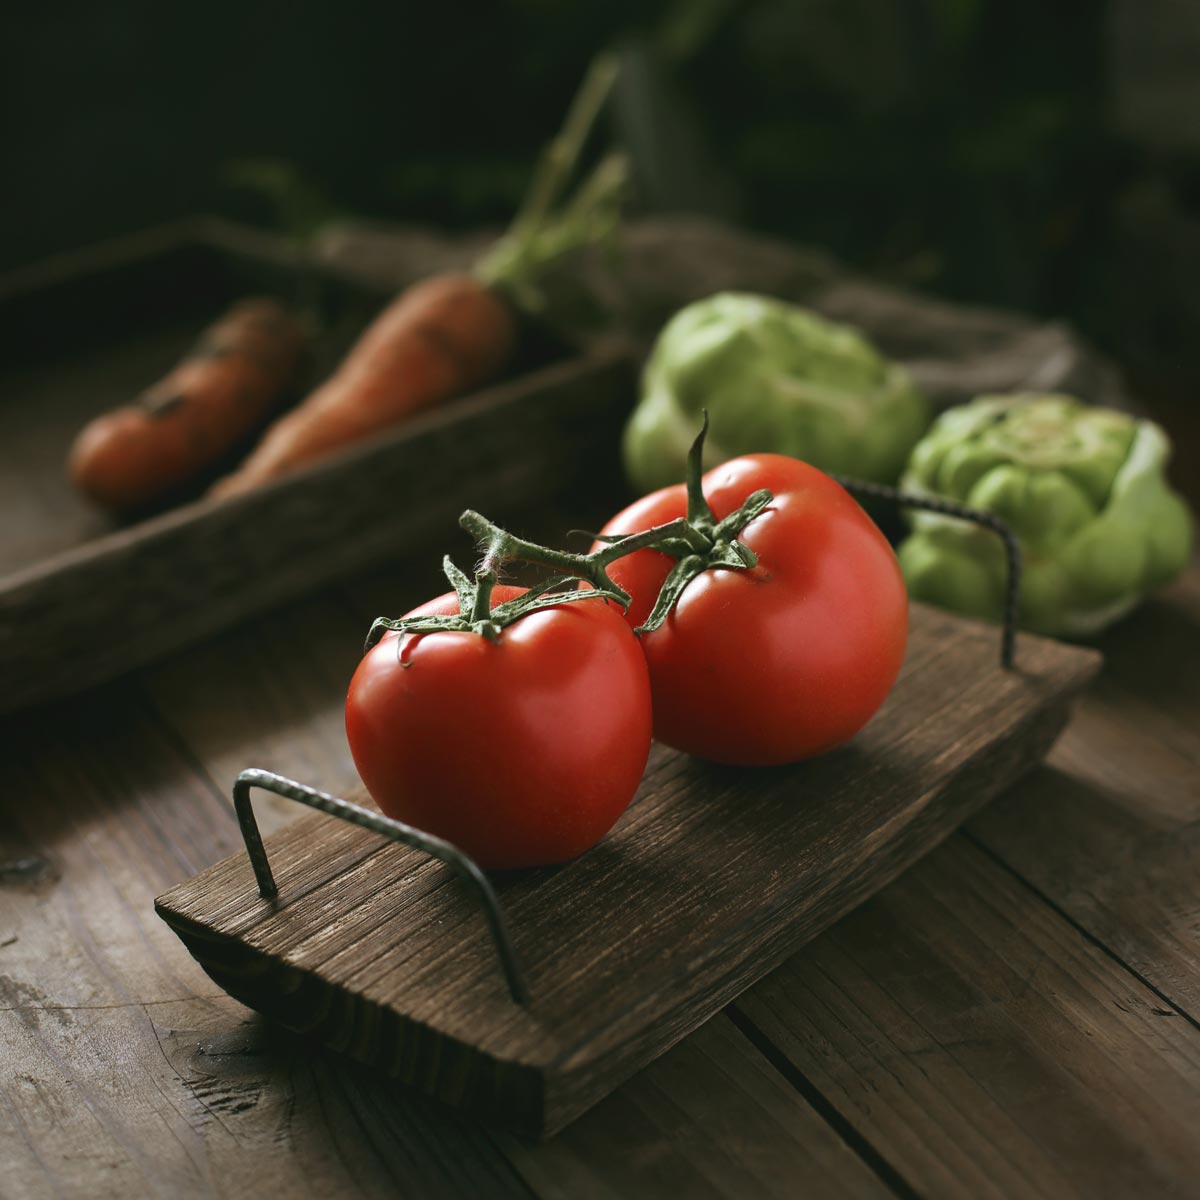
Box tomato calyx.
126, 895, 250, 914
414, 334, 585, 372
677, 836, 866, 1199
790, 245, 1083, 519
598, 416, 774, 633
364, 555, 613, 651
363, 508, 705, 652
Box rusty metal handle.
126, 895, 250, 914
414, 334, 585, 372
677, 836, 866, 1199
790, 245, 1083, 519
232, 768, 530, 1004
831, 475, 1023, 670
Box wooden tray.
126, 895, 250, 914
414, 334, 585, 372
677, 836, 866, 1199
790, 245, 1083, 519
156, 606, 1099, 1138
0, 219, 627, 714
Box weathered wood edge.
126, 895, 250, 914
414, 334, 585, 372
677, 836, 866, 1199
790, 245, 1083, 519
0, 350, 634, 715
155, 631, 1100, 1138
152, 903, 550, 1135
0, 216, 372, 304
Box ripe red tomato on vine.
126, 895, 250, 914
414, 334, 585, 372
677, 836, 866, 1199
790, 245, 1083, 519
346, 580, 652, 871
593, 447, 908, 765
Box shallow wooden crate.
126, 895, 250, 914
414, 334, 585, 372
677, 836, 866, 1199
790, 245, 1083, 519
0, 220, 629, 714
156, 605, 1099, 1137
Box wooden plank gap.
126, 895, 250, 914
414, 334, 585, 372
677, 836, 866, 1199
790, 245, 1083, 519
961, 829, 1200, 1034
726, 1004, 921, 1200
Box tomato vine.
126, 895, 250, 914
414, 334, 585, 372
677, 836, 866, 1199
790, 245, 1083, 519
365, 417, 772, 650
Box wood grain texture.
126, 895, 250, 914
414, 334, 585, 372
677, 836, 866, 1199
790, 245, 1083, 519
0, 999, 533, 1200
729, 834, 1200, 1199
969, 569, 1200, 1013
0, 623, 902, 1200
156, 605, 1099, 1136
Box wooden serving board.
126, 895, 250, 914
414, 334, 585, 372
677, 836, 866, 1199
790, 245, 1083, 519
156, 604, 1100, 1138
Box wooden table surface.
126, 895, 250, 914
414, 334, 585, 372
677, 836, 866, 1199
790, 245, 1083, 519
3, 492, 1198, 1199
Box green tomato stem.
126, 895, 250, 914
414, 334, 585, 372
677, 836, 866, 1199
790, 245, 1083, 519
362, 420, 773, 653
593, 516, 712, 560
459, 509, 630, 605
685, 411, 718, 532
469, 566, 500, 629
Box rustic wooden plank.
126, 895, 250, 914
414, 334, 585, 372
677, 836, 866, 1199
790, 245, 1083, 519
729, 832, 1200, 1199
157, 605, 1099, 1136
968, 568, 1200, 1014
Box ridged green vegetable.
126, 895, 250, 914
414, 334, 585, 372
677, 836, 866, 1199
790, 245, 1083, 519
622, 293, 931, 492
898, 393, 1194, 636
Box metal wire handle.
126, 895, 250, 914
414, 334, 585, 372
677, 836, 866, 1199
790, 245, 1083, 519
829, 475, 1023, 670
232, 768, 530, 1004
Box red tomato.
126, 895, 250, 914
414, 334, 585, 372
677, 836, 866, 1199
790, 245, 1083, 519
345, 586, 652, 870
595, 454, 908, 765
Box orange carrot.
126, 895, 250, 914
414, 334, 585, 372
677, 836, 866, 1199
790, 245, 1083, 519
209, 274, 516, 498
209, 55, 623, 501
69, 298, 309, 512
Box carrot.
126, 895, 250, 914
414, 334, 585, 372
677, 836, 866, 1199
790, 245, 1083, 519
209, 275, 516, 498
209, 54, 626, 500
69, 298, 309, 512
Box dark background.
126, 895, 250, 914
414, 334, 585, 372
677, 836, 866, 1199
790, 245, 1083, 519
6, 0, 1199, 437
